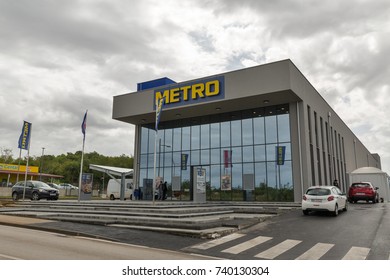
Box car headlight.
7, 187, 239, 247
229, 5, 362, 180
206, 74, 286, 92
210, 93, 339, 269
39, 189, 48, 193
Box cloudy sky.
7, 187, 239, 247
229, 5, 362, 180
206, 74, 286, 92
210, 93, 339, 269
0, 0, 389, 172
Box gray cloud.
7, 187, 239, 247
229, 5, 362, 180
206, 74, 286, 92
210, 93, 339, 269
0, 0, 389, 172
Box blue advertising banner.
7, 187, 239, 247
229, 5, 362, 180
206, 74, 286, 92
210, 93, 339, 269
18, 121, 32, 150
276, 146, 286, 165
181, 154, 188, 170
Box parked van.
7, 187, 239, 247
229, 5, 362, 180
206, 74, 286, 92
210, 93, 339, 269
107, 179, 133, 200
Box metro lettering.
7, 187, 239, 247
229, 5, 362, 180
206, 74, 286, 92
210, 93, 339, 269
154, 78, 223, 107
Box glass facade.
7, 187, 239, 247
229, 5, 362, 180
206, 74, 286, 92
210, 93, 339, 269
138, 104, 293, 201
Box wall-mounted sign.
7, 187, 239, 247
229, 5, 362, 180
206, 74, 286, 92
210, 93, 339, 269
154, 76, 224, 109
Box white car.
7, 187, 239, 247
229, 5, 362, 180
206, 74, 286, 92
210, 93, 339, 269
302, 186, 348, 216
59, 183, 78, 190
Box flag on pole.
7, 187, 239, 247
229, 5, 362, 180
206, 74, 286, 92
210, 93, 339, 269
81, 110, 88, 140
155, 98, 164, 131
224, 150, 232, 168
18, 121, 32, 150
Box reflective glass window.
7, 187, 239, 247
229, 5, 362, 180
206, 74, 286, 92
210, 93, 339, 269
191, 149, 200, 165
201, 124, 210, 149
182, 127, 190, 150
139, 169, 147, 187
164, 129, 172, 148
265, 116, 277, 143
243, 163, 254, 176
148, 129, 156, 154
191, 125, 200, 150
254, 145, 266, 162
277, 114, 290, 142
201, 149, 210, 165
163, 167, 172, 184
242, 146, 254, 162
232, 163, 243, 190
231, 120, 242, 146
266, 162, 277, 189
266, 144, 276, 162
164, 151, 173, 167
140, 154, 147, 168
138, 104, 292, 202
220, 121, 231, 147
242, 118, 253, 145
254, 117, 265, 144
172, 152, 181, 175
211, 148, 220, 164
173, 128, 181, 151
141, 127, 148, 154
210, 123, 220, 148
231, 147, 242, 163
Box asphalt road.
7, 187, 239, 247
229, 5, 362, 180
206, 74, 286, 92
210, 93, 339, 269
0, 225, 214, 260
184, 202, 390, 260
1, 202, 389, 260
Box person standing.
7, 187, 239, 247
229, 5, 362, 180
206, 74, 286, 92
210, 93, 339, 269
162, 181, 168, 200
157, 180, 163, 200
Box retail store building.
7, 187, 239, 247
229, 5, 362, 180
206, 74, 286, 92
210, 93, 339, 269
0, 163, 63, 187
112, 59, 381, 202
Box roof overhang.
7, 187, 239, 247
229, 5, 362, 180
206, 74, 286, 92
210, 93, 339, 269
89, 164, 133, 177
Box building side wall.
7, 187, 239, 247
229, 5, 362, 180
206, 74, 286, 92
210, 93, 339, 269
288, 62, 380, 192
289, 101, 308, 201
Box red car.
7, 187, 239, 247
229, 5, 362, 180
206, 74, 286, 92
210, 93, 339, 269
348, 182, 379, 203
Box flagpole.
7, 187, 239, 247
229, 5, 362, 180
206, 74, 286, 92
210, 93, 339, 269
78, 110, 88, 202
152, 98, 164, 205
16, 148, 22, 183
22, 124, 32, 201
78, 136, 85, 202
152, 130, 158, 206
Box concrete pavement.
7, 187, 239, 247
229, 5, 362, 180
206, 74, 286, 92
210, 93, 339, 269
0, 200, 300, 240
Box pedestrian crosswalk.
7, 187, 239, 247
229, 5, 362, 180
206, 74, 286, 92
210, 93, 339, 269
189, 234, 388, 260
222, 236, 272, 255
342, 246, 371, 260
295, 242, 334, 260
254, 239, 301, 259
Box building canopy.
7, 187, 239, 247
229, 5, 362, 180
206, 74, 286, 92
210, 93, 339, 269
89, 164, 133, 177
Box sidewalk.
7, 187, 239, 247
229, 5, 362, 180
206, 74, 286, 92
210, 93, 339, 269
0, 200, 299, 239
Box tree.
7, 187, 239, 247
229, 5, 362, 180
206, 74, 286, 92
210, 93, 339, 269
0, 147, 13, 163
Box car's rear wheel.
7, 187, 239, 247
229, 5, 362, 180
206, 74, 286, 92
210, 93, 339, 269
333, 204, 339, 216
12, 192, 19, 201
31, 192, 39, 201
109, 194, 115, 200
303, 210, 309, 215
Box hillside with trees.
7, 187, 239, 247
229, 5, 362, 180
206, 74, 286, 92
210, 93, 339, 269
1, 147, 133, 190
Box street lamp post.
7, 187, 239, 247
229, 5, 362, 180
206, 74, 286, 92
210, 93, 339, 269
39, 147, 45, 181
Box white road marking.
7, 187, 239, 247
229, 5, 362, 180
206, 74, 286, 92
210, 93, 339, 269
342, 246, 370, 260
255, 239, 302, 259
191, 233, 245, 250
0, 253, 22, 260
222, 236, 272, 254
295, 243, 334, 260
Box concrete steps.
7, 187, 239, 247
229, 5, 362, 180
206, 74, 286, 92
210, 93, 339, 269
0, 200, 300, 238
